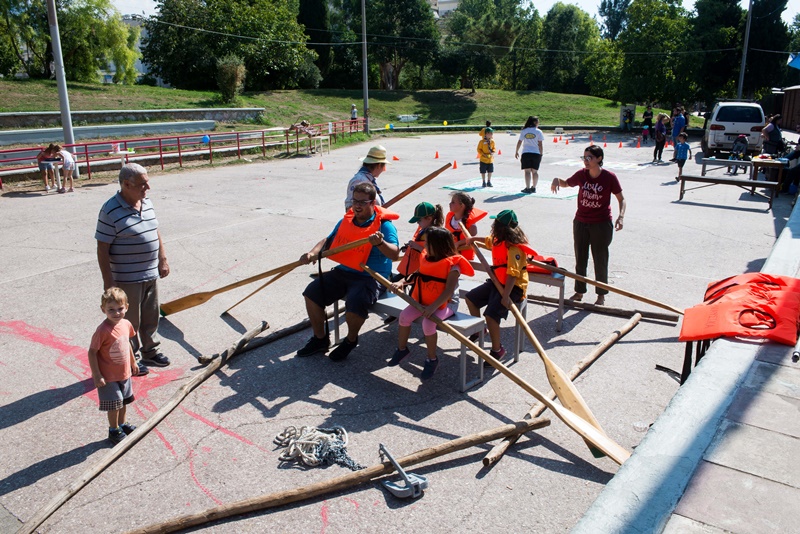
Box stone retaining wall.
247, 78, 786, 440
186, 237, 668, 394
0, 108, 264, 129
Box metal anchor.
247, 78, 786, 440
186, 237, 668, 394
378, 443, 429, 499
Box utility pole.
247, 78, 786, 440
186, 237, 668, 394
737, 0, 754, 99
361, 0, 370, 133
46, 0, 78, 178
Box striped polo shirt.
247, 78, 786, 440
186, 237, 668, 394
95, 193, 160, 283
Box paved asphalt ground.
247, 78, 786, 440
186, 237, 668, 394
0, 131, 794, 533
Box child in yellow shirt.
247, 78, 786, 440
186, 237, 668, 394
477, 127, 496, 187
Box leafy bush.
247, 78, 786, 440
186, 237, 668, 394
216, 55, 246, 103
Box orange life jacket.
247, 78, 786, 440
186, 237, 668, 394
446, 208, 488, 260
679, 289, 800, 345
397, 226, 427, 277
327, 206, 400, 271
704, 273, 800, 302
491, 241, 536, 285
411, 252, 475, 308
526, 253, 559, 274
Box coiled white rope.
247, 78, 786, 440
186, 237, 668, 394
274, 425, 365, 471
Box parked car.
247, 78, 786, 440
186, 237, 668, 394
701, 101, 765, 156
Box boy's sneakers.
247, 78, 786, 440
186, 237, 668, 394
120, 422, 137, 434
482, 182, 487, 188
421, 358, 439, 380
388, 347, 410, 366
141, 353, 170, 367
135, 362, 150, 376
297, 335, 330, 357
329, 337, 358, 362
108, 427, 127, 445
485, 345, 507, 367
487, 182, 493, 187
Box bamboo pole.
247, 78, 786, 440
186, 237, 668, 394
527, 258, 684, 315
126, 417, 551, 534
363, 265, 630, 465
527, 294, 680, 322
483, 313, 642, 467
17, 322, 270, 534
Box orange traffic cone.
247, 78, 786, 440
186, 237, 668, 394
559, 136, 562, 141
453, 160, 458, 169
589, 134, 593, 143
497, 149, 502, 155
392, 155, 400, 161
636, 139, 641, 148
553, 137, 558, 143
565, 139, 569, 145
571, 135, 575, 140
618, 142, 623, 148
318, 161, 324, 170
603, 142, 607, 147
603, 134, 607, 141
435, 151, 439, 159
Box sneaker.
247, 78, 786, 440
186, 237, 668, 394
45, 185, 51, 192
468, 327, 487, 343
482, 182, 487, 188
108, 427, 127, 445
135, 362, 150, 376
141, 353, 170, 367
120, 422, 137, 434
297, 335, 330, 357
485, 346, 507, 367
58, 187, 66, 194
531, 187, 536, 194
388, 347, 410, 366
329, 336, 358, 361
420, 358, 439, 379
487, 182, 493, 187
521, 187, 530, 194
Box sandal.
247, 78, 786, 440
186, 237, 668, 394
569, 293, 584, 301
595, 295, 606, 306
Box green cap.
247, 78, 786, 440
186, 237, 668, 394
484, 127, 494, 133
409, 201, 436, 223
490, 209, 518, 228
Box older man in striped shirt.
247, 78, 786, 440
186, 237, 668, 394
96, 163, 171, 374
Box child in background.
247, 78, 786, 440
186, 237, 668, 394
389, 227, 475, 379
445, 192, 487, 261
88, 287, 139, 445
36, 145, 56, 192
641, 125, 649, 145
674, 132, 692, 181
53, 144, 75, 193
478, 120, 492, 138
465, 209, 533, 365
397, 202, 444, 279
477, 127, 496, 187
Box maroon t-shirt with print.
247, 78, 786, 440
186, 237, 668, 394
565, 168, 622, 224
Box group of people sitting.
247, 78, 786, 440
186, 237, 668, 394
292, 143, 626, 381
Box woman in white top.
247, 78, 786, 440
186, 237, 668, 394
515, 116, 545, 194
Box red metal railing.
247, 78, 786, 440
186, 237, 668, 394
0, 118, 365, 179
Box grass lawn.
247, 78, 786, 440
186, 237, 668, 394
1, 79, 701, 128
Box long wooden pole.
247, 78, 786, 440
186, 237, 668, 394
160, 237, 371, 316
527, 294, 679, 323
126, 416, 551, 534
527, 258, 684, 315
17, 322, 270, 534
464, 226, 607, 456
483, 313, 642, 467
363, 265, 630, 465
382, 163, 451, 208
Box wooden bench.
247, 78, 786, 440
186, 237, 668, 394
332, 291, 487, 392
678, 174, 780, 210
700, 158, 754, 179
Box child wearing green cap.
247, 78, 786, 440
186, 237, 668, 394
397, 202, 444, 279
477, 128, 495, 187
465, 210, 534, 364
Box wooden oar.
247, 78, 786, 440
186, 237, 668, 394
159, 237, 371, 316
222, 269, 291, 315
363, 265, 630, 465
463, 224, 607, 457
527, 258, 684, 315
382, 162, 451, 208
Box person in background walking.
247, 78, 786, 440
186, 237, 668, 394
515, 116, 545, 194
674, 132, 692, 181
642, 105, 654, 145
653, 113, 668, 163
670, 108, 686, 161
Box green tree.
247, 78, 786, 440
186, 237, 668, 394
584, 37, 622, 100
1, 0, 139, 82
143, 0, 317, 90
323, 0, 364, 89
0, 8, 21, 76
743, 0, 789, 98
298, 0, 332, 78
616, 0, 694, 104
540, 3, 599, 94
790, 13, 800, 51
598, 0, 630, 40
366, 0, 439, 89
692, 0, 743, 106
497, 7, 543, 90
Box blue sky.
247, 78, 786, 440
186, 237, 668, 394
112, 0, 798, 25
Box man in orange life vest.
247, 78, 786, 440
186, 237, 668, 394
297, 182, 401, 361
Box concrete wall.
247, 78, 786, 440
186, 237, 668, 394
0, 108, 264, 129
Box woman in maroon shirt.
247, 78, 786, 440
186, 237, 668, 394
551, 145, 626, 305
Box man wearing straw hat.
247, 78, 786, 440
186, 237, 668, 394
344, 145, 390, 211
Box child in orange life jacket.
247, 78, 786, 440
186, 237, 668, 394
396, 201, 445, 279
465, 209, 532, 364
445, 192, 488, 262
389, 227, 475, 379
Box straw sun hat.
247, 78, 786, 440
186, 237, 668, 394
360, 145, 391, 165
